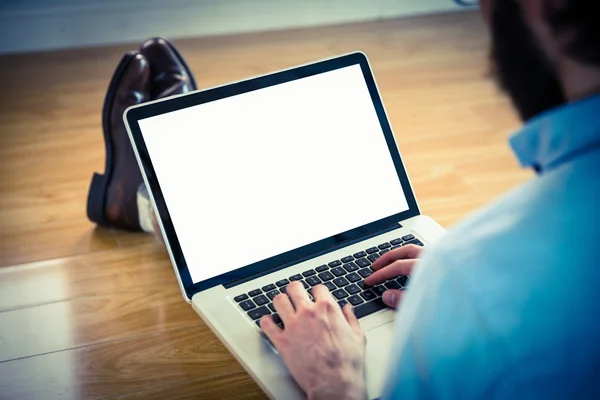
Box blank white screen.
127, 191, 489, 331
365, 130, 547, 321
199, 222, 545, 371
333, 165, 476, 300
139, 64, 409, 284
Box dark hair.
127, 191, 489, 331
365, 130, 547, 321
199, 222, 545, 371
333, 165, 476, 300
544, 1, 600, 66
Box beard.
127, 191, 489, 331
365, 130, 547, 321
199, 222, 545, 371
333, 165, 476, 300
490, 0, 566, 121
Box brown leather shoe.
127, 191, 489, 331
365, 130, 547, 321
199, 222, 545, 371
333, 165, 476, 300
86, 52, 151, 230
139, 37, 198, 98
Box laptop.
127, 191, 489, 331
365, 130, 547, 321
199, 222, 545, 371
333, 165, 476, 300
124, 52, 446, 399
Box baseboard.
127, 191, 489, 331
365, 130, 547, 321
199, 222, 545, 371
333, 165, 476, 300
0, 0, 473, 54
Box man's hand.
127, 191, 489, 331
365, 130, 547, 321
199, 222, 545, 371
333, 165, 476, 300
260, 282, 368, 400
364, 244, 423, 308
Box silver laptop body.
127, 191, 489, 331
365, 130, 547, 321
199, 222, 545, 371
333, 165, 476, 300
125, 52, 446, 399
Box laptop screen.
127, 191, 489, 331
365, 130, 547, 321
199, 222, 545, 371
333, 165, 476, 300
138, 63, 409, 284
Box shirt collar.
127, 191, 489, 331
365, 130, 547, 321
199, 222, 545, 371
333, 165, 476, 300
509, 93, 600, 173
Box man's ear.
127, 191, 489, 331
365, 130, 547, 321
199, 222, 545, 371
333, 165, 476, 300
519, 0, 558, 60
519, 0, 544, 25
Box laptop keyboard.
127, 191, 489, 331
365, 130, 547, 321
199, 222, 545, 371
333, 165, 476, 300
233, 235, 424, 329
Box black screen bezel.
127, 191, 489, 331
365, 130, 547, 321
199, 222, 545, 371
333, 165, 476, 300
125, 52, 420, 300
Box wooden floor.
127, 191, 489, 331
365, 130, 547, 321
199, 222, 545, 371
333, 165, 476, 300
0, 11, 531, 400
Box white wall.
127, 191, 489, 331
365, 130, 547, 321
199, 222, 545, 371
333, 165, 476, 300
0, 0, 474, 54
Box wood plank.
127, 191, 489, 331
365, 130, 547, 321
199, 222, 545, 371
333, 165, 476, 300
0, 286, 198, 362
0, 221, 120, 268
109, 371, 265, 400
0, 243, 174, 311
0, 326, 248, 400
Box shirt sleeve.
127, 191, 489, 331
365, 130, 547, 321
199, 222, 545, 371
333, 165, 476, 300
382, 249, 507, 400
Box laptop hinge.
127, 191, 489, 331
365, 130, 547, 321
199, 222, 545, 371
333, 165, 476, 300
224, 222, 402, 289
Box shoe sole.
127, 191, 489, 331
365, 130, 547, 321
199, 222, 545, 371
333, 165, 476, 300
86, 51, 137, 226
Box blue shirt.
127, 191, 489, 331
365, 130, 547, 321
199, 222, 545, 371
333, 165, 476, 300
384, 94, 600, 399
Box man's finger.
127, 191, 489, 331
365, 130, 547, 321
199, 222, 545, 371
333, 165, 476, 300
364, 259, 415, 286
371, 244, 423, 271
260, 315, 283, 346
382, 289, 405, 309
311, 284, 335, 303
273, 293, 295, 323
286, 281, 312, 309
342, 303, 362, 334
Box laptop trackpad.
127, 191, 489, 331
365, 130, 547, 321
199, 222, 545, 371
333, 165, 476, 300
364, 322, 396, 397
366, 321, 395, 362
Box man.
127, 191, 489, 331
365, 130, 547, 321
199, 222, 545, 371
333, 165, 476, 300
256, 0, 600, 398
88, 0, 599, 398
